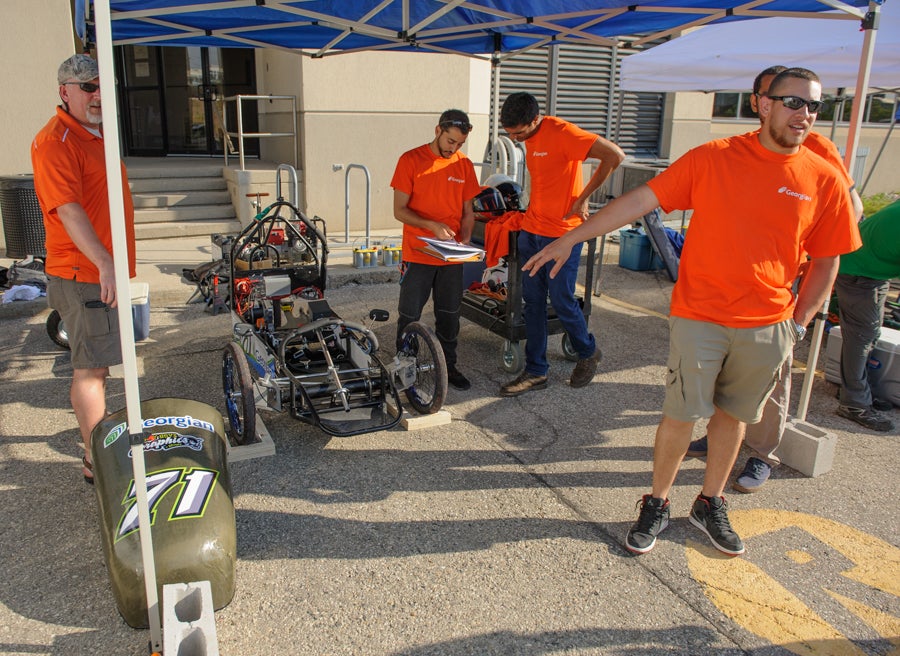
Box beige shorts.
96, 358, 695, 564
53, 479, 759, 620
662, 316, 794, 423
47, 276, 122, 370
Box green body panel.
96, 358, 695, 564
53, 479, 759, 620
91, 398, 236, 628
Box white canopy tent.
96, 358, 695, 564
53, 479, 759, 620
620, 1, 899, 91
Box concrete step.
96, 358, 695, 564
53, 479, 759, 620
127, 164, 224, 180
135, 219, 242, 241
130, 177, 227, 194
133, 190, 232, 209
135, 205, 237, 224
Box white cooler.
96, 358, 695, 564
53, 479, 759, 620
824, 325, 900, 406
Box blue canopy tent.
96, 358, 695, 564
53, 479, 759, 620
85, 0, 883, 649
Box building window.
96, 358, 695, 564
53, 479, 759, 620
712, 92, 755, 119
713, 91, 897, 124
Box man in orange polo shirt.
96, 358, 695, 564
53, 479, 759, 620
498, 92, 625, 397
31, 54, 136, 484
391, 109, 481, 391
523, 68, 860, 557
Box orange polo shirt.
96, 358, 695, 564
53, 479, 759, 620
390, 144, 480, 265
647, 132, 860, 328
520, 116, 598, 238
31, 106, 136, 283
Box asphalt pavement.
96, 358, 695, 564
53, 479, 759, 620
0, 235, 897, 656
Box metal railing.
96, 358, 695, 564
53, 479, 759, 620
223, 94, 297, 170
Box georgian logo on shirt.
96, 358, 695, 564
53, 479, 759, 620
531, 151, 549, 157
447, 176, 465, 183
778, 186, 812, 201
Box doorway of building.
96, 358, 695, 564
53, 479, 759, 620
117, 45, 258, 157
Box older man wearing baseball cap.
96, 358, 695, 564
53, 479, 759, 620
31, 53, 136, 485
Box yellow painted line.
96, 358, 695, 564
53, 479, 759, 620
685, 509, 900, 655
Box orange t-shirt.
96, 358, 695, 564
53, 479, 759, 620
647, 132, 861, 328
520, 116, 597, 238
390, 144, 480, 265
804, 131, 853, 186
31, 106, 136, 283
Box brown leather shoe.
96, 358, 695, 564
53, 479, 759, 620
499, 371, 548, 397
569, 349, 601, 388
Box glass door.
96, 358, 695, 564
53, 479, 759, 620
163, 47, 222, 154
117, 45, 257, 157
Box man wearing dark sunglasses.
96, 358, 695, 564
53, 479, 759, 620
31, 54, 136, 485
686, 65, 864, 493
523, 68, 861, 557
391, 109, 481, 391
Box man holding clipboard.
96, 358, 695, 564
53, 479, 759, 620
391, 109, 481, 391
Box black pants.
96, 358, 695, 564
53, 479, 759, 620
834, 273, 890, 408
396, 262, 464, 367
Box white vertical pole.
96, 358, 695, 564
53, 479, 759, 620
92, 1, 162, 650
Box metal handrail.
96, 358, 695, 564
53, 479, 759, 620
223, 94, 297, 170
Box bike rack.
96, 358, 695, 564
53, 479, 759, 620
339, 163, 372, 248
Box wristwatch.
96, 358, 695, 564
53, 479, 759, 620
793, 320, 807, 342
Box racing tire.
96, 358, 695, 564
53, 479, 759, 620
46, 310, 70, 350
222, 342, 258, 445
399, 321, 447, 415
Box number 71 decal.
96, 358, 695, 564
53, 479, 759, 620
116, 467, 219, 541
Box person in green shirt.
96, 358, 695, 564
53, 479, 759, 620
834, 199, 900, 431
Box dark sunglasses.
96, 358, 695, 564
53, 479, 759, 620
64, 82, 100, 93
440, 119, 473, 132
766, 95, 825, 114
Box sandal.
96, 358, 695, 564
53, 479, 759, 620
82, 456, 94, 485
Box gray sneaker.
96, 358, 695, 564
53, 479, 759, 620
689, 495, 745, 555
836, 404, 895, 432
625, 495, 670, 555
499, 371, 548, 397
569, 349, 602, 388
732, 457, 772, 494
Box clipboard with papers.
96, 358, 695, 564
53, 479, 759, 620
416, 236, 485, 263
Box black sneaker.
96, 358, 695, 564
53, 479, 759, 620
625, 495, 670, 555
689, 495, 745, 555
686, 435, 708, 458
447, 366, 471, 391
569, 349, 602, 388
836, 404, 895, 432
873, 398, 895, 412
499, 371, 548, 397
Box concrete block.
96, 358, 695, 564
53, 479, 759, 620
163, 580, 219, 656
775, 419, 836, 478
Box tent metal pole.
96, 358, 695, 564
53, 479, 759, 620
795, 0, 880, 423
94, 1, 162, 650
546, 43, 560, 116
491, 54, 500, 173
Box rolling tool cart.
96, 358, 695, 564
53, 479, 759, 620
460, 224, 597, 374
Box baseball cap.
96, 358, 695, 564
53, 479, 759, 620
58, 54, 99, 85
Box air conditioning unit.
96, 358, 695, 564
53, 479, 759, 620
607, 161, 669, 199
